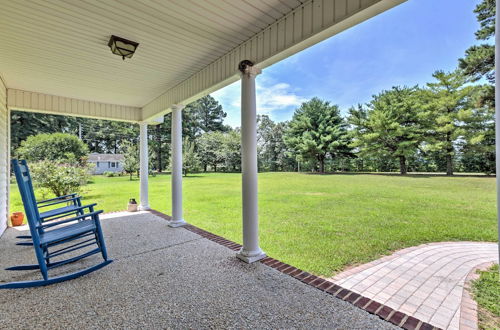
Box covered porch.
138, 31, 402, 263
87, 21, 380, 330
0, 0, 407, 261
0, 211, 397, 329
2, 0, 498, 328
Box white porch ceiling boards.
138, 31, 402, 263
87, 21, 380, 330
0, 0, 406, 122
0, 0, 304, 109
142, 0, 406, 121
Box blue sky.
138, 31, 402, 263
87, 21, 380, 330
212, 0, 480, 127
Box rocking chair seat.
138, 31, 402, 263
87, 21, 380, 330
40, 205, 82, 221
40, 220, 97, 245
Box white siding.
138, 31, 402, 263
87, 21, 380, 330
0, 77, 9, 236
142, 0, 405, 120
91, 161, 123, 175
7, 89, 141, 122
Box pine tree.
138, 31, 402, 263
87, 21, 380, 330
285, 98, 351, 173
348, 86, 424, 175
195, 95, 227, 134
458, 0, 495, 108
423, 71, 473, 176
459, 85, 495, 174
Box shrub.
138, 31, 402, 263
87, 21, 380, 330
29, 160, 92, 197
103, 171, 117, 177
16, 133, 89, 165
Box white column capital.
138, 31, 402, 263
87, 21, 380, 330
240, 66, 262, 78
238, 60, 262, 78
171, 104, 185, 112
139, 121, 148, 127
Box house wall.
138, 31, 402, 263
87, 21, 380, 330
0, 77, 9, 236
91, 161, 124, 175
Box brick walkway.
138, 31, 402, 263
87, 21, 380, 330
330, 242, 498, 329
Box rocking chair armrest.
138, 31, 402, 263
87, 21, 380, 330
38, 210, 103, 229
38, 196, 81, 208
40, 203, 98, 221
37, 193, 79, 204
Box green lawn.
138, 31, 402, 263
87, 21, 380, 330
471, 264, 500, 329
10, 172, 498, 277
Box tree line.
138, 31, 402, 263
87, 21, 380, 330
11, 0, 495, 176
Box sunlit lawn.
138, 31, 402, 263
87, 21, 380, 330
10, 172, 497, 277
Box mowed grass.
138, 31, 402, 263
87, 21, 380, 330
10, 172, 497, 277
471, 264, 500, 329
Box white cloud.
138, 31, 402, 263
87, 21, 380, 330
211, 78, 307, 127
256, 82, 307, 115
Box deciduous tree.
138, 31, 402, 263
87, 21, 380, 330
16, 132, 89, 165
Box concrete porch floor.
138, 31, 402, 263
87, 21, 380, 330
0, 211, 397, 329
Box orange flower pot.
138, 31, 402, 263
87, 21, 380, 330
10, 212, 24, 226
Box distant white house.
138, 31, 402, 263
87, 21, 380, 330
88, 153, 124, 174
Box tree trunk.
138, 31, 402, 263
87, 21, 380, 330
399, 156, 407, 175
446, 126, 453, 176
320, 159, 325, 173
214, 164, 217, 172
204, 164, 207, 172
446, 154, 453, 176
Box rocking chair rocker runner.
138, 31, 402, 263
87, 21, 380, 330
1, 160, 112, 289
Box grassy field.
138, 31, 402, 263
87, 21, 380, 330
10, 172, 498, 277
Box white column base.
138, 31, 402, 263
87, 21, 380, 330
138, 205, 151, 211
236, 248, 266, 263
168, 219, 187, 228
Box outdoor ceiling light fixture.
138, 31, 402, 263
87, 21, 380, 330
108, 35, 139, 60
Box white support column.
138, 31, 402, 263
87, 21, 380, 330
236, 60, 266, 263
169, 104, 186, 227
495, 0, 500, 266
139, 122, 150, 211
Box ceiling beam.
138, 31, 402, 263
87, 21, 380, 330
8, 89, 141, 122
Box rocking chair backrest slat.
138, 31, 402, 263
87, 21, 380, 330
11, 160, 43, 236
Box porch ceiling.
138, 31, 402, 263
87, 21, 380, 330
0, 0, 406, 122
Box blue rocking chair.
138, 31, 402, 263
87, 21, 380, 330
0, 160, 112, 289
15, 168, 84, 246
16, 194, 85, 245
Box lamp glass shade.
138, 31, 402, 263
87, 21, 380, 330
108, 35, 139, 59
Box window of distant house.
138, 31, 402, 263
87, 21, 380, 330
97, 162, 100, 167
108, 162, 111, 168
111, 162, 116, 168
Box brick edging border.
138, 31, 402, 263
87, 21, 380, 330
459, 261, 496, 330
148, 209, 440, 330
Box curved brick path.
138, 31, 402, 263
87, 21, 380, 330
329, 242, 498, 329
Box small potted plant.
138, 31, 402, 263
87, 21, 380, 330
10, 212, 24, 226
127, 198, 138, 212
